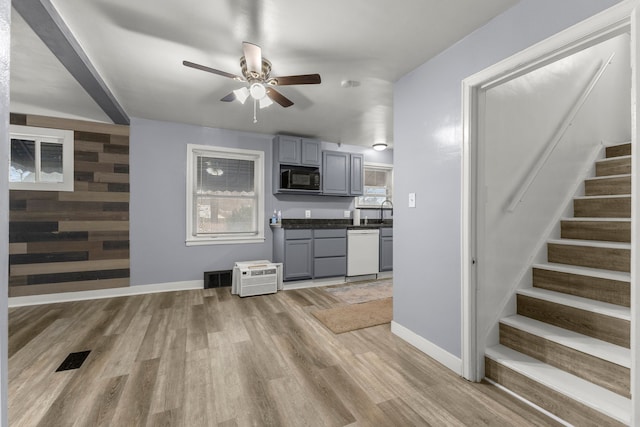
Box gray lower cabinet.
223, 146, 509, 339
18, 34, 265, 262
380, 227, 393, 271
313, 229, 346, 278
273, 228, 347, 280
274, 229, 313, 281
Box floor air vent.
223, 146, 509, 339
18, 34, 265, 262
55, 350, 91, 372
204, 270, 232, 288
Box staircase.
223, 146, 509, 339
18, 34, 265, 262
485, 142, 632, 426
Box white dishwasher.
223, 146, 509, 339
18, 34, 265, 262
347, 229, 380, 276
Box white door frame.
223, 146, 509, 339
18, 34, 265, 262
461, 2, 638, 421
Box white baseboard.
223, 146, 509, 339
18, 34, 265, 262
283, 273, 393, 291
8, 280, 204, 307
283, 277, 346, 290
391, 321, 462, 375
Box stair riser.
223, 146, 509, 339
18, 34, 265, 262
605, 143, 631, 158
516, 294, 630, 348
584, 176, 630, 196
533, 268, 630, 307
547, 243, 630, 272
485, 358, 626, 426
499, 324, 630, 397
573, 197, 630, 218
596, 158, 630, 177
560, 220, 630, 243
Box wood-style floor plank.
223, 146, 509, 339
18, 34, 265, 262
9, 286, 559, 426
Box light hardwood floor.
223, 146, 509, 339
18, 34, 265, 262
9, 287, 560, 426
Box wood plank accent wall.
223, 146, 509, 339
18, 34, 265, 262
8, 113, 130, 297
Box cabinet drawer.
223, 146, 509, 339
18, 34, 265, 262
314, 238, 346, 257
285, 229, 312, 240
314, 257, 346, 278
313, 228, 346, 238
380, 228, 393, 237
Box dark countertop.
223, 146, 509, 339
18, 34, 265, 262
277, 218, 392, 229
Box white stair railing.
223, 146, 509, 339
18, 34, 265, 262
507, 52, 615, 212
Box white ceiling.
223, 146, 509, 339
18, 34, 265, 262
10, 0, 518, 148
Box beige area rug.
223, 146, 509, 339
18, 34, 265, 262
311, 297, 393, 334
323, 278, 393, 304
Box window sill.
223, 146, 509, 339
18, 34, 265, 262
185, 236, 266, 246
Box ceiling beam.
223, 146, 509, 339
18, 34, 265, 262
12, 0, 129, 125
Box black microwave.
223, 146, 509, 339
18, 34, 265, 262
280, 166, 320, 191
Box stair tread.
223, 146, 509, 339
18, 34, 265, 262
585, 173, 630, 181
605, 141, 631, 147
517, 288, 630, 321
501, 314, 630, 368
486, 344, 631, 424
547, 238, 630, 249
574, 194, 630, 200
596, 155, 631, 162
533, 262, 630, 282
561, 217, 630, 222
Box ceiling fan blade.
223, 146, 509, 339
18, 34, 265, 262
220, 92, 236, 102
269, 74, 321, 86
266, 87, 294, 108
183, 60, 243, 80
243, 42, 262, 75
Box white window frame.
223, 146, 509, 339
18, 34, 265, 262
185, 143, 265, 246
9, 124, 74, 192
355, 162, 393, 208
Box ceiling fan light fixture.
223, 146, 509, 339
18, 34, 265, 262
259, 96, 273, 109
372, 142, 388, 151
233, 87, 250, 104
249, 82, 267, 100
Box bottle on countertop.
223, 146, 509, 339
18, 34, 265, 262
271, 210, 277, 225
277, 210, 282, 223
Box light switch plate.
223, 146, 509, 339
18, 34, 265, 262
408, 192, 416, 208
305, 210, 311, 218
343, 210, 351, 218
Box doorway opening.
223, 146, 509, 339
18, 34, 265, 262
461, 2, 637, 404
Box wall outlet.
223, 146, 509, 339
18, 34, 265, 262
408, 192, 416, 208
343, 210, 351, 218
305, 210, 311, 218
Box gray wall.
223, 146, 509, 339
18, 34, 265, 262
130, 117, 392, 286
1, 0, 9, 423
393, 0, 623, 357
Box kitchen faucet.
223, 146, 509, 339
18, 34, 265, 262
380, 198, 393, 223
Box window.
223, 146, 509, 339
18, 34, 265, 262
355, 163, 393, 208
9, 125, 74, 191
186, 144, 265, 245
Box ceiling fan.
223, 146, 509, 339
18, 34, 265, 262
183, 42, 321, 121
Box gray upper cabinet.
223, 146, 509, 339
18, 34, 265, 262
350, 153, 364, 196
274, 135, 320, 166
301, 139, 321, 166
322, 151, 364, 196
322, 151, 350, 195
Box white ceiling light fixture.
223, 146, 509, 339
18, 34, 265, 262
259, 96, 273, 109
372, 142, 388, 151
249, 82, 267, 100
232, 87, 250, 104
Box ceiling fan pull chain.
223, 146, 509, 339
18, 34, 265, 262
253, 98, 258, 123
